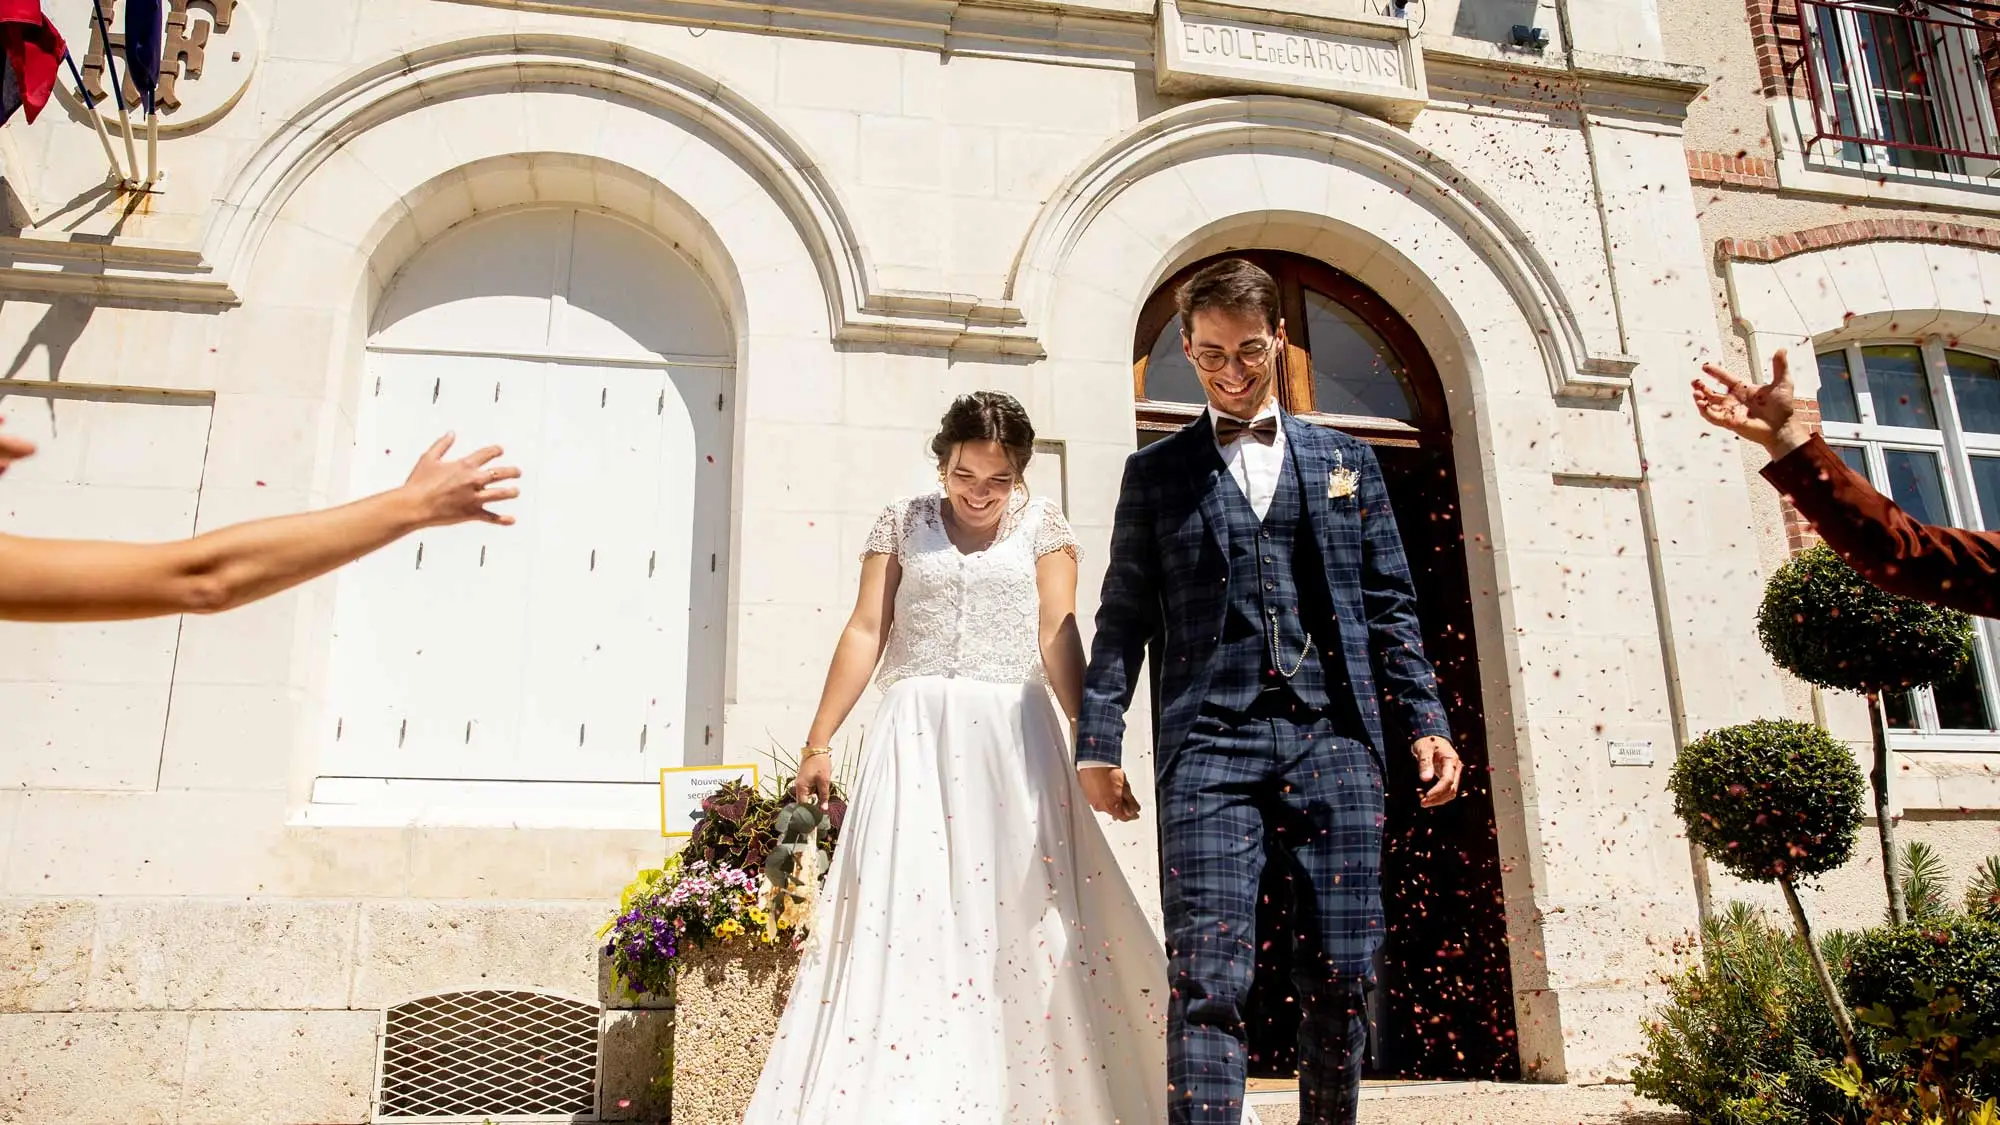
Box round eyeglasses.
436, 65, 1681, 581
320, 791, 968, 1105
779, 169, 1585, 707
1191, 338, 1275, 373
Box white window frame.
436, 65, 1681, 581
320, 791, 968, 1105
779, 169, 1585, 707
1796, 2, 2000, 184
1820, 337, 2000, 750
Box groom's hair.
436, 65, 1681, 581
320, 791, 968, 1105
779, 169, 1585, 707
1177, 258, 1280, 336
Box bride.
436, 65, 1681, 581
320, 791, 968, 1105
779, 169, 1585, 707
745, 392, 1169, 1124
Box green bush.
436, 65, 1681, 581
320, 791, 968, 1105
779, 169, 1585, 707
1670, 718, 1867, 883
1969, 858, 2000, 922
1842, 914, 2000, 1107
1633, 903, 1859, 1125
1757, 544, 1973, 696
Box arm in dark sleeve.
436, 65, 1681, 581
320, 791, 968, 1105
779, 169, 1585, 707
1354, 442, 1453, 743
1763, 434, 2000, 618
1077, 456, 1162, 768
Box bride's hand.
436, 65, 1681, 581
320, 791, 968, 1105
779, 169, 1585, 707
793, 753, 834, 806
1078, 766, 1141, 822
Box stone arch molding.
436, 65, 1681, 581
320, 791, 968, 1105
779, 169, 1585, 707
201, 32, 1026, 352
1724, 238, 2000, 382
1010, 95, 1639, 399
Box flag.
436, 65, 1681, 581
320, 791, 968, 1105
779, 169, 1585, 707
0, 0, 63, 127
123, 0, 160, 113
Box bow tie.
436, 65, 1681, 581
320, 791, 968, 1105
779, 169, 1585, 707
1215, 414, 1278, 446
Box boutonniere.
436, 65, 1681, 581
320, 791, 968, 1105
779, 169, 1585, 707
1328, 450, 1359, 500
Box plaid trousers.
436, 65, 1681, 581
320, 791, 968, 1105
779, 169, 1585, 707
1159, 697, 1384, 1125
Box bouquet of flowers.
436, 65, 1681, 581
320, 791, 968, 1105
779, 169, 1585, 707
601, 854, 774, 997
601, 751, 853, 997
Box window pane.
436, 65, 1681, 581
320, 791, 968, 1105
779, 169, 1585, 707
1831, 443, 1871, 482
1972, 456, 2000, 531
1882, 448, 1953, 525
1885, 689, 1919, 730
1946, 351, 2000, 435
1817, 351, 1862, 424
1142, 321, 1206, 406
1932, 655, 1993, 731
1861, 346, 1941, 429
1303, 290, 1416, 421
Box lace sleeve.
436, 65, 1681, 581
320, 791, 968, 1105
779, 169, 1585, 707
1031, 499, 1080, 562
862, 500, 904, 559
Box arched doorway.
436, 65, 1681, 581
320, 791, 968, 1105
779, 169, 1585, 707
320, 206, 734, 802
1133, 250, 1518, 1080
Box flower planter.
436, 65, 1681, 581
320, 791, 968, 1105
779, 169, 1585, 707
669, 941, 801, 1125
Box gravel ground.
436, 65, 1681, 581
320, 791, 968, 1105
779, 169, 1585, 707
1248, 1083, 1685, 1125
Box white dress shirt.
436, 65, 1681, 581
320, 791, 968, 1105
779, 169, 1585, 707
1210, 400, 1286, 520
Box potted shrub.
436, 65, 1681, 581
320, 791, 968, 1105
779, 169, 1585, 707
1758, 543, 1974, 927
1669, 717, 1868, 1058
602, 770, 848, 1125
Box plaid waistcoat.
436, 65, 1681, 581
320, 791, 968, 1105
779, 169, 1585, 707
1205, 448, 1336, 712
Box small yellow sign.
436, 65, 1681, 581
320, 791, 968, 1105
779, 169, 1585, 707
659, 764, 761, 838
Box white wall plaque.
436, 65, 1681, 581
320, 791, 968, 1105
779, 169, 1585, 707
1157, 0, 1427, 124
660, 764, 763, 838
1607, 740, 1656, 767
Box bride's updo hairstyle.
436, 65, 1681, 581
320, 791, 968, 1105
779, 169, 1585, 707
930, 391, 1035, 477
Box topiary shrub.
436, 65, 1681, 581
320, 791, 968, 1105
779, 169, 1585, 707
1758, 543, 1975, 928
1671, 718, 1866, 884
1672, 718, 1869, 1057
1757, 544, 1974, 697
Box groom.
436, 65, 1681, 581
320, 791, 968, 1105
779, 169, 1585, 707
1077, 258, 1461, 1125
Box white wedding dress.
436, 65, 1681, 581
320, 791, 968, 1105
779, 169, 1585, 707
744, 492, 1170, 1125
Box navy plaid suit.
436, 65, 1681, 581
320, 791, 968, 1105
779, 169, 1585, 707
1079, 412, 1451, 1125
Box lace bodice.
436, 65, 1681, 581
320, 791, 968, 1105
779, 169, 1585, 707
864, 492, 1079, 689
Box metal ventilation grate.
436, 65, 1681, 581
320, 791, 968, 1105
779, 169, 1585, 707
374, 990, 600, 1122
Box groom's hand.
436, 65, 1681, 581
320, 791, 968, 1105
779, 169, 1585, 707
1078, 766, 1142, 822
1413, 736, 1462, 808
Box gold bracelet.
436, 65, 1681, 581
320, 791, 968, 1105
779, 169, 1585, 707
801, 746, 833, 760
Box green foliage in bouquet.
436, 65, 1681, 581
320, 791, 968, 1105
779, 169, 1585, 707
1671, 718, 1866, 884
1757, 544, 1973, 697
1633, 903, 1859, 1125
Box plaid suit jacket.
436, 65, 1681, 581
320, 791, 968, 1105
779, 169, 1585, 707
1079, 411, 1452, 772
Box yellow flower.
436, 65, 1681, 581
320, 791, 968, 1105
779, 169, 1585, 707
715, 919, 744, 940
748, 908, 770, 927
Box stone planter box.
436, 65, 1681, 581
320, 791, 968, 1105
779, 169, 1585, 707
669, 942, 801, 1124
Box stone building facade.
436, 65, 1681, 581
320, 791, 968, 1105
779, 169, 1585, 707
1664, 0, 2000, 926
0, 0, 1814, 1120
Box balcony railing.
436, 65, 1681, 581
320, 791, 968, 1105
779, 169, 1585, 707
1797, 0, 2000, 172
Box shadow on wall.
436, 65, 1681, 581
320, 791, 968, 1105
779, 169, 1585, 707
2, 297, 94, 390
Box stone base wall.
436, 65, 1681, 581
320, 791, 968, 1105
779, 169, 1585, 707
0, 896, 665, 1125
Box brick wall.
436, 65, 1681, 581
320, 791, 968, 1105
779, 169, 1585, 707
1780, 399, 1823, 552
1687, 150, 1780, 189
1717, 216, 2000, 262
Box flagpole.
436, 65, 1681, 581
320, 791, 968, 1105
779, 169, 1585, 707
143, 93, 156, 187
60, 51, 122, 186
87, 2, 136, 187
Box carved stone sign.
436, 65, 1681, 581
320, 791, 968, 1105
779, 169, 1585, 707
1157, 0, 1427, 124
52, 0, 261, 133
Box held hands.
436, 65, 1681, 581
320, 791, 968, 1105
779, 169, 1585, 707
0, 415, 36, 477
1078, 766, 1142, 822
399, 434, 522, 528
1414, 735, 1462, 808
1692, 350, 1814, 461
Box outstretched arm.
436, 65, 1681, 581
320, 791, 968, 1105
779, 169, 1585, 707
1353, 441, 1460, 807
1695, 351, 2000, 617
0, 431, 519, 623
